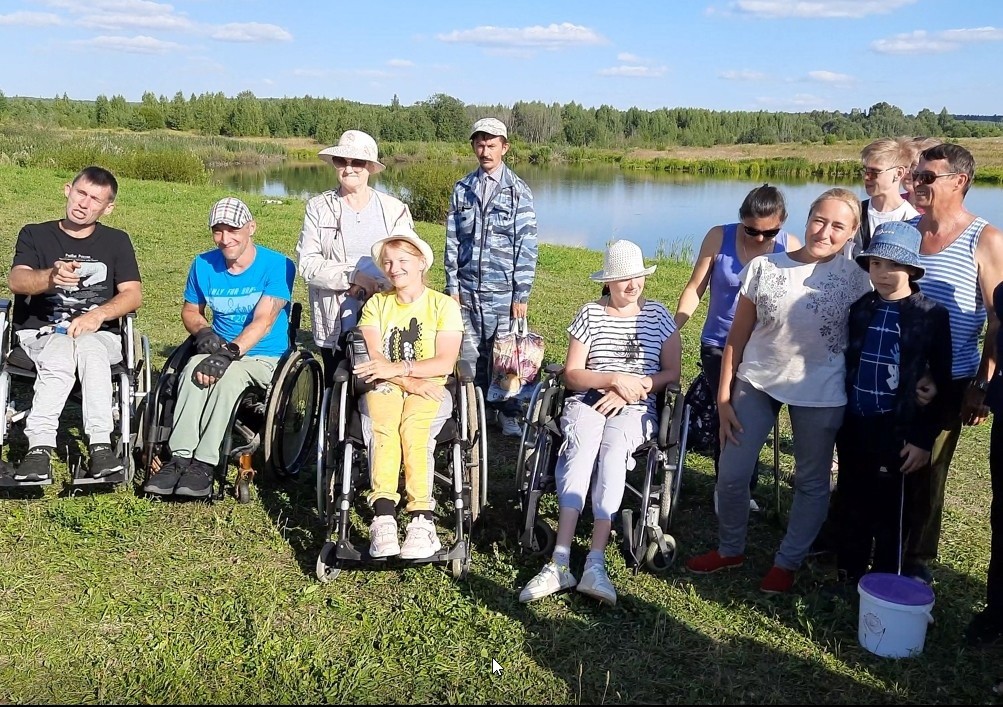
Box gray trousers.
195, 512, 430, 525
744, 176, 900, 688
717, 379, 844, 570
458, 290, 512, 400
168, 354, 277, 466
554, 398, 656, 521
20, 330, 122, 448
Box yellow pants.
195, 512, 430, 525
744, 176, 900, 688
361, 384, 452, 513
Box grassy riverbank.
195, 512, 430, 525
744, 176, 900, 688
0, 165, 998, 703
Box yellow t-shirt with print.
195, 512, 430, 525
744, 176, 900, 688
358, 288, 464, 384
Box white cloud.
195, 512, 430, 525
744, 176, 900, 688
73, 34, 183, 54
940, 26, 1003, 43
871, 30, 959, 54
617, 52, 643, 63
599, 64, 667, 78
0, 11, 63, 26
730, 0, 917, 18
80, 11, 194, 31
386, 59, 414, 67
437, 22, 606, 50
720, 69, 767, 81
211, 22, 292, 42
807, 70, 854, 83
36, 0, 173, 13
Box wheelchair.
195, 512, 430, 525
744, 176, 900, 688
314, 332, 489, 582
514, 364, 689, 574
0, 296, 151, 488
138, 302, 322, 502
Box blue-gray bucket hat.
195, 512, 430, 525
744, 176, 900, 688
856, 220, 925, 278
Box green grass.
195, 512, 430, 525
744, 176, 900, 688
0, 165, 999, 703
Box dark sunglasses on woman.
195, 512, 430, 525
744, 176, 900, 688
333, 157, 369, 169
743, 225, 781, 238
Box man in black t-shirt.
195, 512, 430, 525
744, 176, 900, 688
6, 166, 143, 482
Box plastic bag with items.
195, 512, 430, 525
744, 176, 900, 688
487, 318, 545, 407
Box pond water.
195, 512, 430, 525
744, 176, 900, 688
212, 162, 1003, 258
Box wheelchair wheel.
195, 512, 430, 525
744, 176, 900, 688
769, 411, 795, 529
263, 350, 322, 478
527, 518, 556, 558
316, 541, 342, 583
464, 382, 483, 523
450, 557, 471, 580
658, 406, 688, 531
644, 534, 677, 573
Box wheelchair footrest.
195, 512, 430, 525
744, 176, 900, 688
0, 475, 52, 487
333, 537, 468, 565
69, 471, 127, 486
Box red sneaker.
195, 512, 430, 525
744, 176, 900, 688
760, 565, 795, 594
686, 549, 745, 574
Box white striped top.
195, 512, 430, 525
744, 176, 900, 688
567, 299, 676, 412
915, 216, 987, 379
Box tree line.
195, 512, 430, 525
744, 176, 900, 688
1, 89, 1000, 148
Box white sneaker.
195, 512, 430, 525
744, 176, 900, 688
369, 515, 400, 558
749, 498, 761, 512
577, 563, 617, 605
399, 515, 442, 560
519, 561, 577, 603
499, 412, 523, 437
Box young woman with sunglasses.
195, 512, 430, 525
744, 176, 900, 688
296, 129, 415, 386
686, 188, 874, 594
675, 185, 801, 506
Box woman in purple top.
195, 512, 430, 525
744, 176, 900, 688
675, 185, 801, 498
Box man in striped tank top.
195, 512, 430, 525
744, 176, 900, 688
907, 143, 1003, 585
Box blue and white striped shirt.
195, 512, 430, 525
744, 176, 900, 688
914, 216, 987, 379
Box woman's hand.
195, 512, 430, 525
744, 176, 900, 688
718, 400, 743, 448
354, 359, 403, 383
408, 379, 448, 402
609, 373, 647, 405
900, 443, 930, 474
592, 390, 628, 417
915, 372, 936, 406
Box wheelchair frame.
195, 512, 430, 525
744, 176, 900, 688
515, 364, 688, 574
0, 297, 151, 488
138, 302, 322, 502
314, 339, 489, 582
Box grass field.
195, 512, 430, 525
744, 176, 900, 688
0, 165, 999, 704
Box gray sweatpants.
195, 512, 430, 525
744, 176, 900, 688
554, 398, 656, 521
19, 329, 123, 449
168, 354, 277, 466
717, 379, 843, 570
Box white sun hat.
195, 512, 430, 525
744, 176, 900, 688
317, 129, 385, 173
371, 224, 435, 268
589, 239, 657, 282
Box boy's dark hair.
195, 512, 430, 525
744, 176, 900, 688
920, 143, 975, 195
739, 184, 787, 222
72, 165, 118, 201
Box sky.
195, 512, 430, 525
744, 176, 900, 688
1, 0, 1002, 115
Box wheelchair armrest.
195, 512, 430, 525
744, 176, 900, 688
333, 358, 352, 384
0, 299, 10, 315
545, 363, 565, 377
456, 359, 475, 384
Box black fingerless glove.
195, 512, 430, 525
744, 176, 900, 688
192, 349, 238, 388
194, 327, 227, 354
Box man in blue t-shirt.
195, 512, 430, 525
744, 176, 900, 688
143, 197, 295, 499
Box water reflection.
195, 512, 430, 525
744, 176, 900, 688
212, 162, 1002, 258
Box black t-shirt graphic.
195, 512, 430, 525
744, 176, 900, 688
11, 221, 141, 333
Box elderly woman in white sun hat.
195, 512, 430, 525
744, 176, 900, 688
519, 240, 681, 606
296, 129, 414, 386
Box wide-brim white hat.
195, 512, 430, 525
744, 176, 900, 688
318, 129, 385, 174
590, 239, 656, 282
371, 225, 435, 268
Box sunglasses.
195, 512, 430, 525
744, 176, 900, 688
743, 225, 781, 239
860, 165, 900, 180
911, 171, 960, 186
332, 157, 369, 169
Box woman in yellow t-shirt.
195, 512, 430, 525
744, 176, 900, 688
354, 226, 464, 561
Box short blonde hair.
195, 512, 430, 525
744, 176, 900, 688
376, 238, 429, 286
901, 136, 943, 167
808, 187, 861, 232
861, 137, 910, 167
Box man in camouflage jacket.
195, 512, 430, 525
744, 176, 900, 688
444, 118, 538, 434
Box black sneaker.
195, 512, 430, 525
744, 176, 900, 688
142, 456, 188, 496
965, 609, 1003, 647
88, 444, 125, 479
174, 459, 215, 498
13, 446, 54, 482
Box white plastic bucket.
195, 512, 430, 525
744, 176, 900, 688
857, 572, 935, 658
